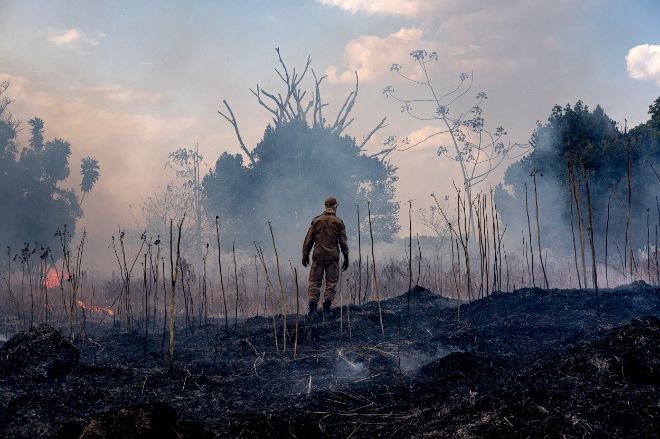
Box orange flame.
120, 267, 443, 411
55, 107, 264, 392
44, 267, 71, 289
44, 268, 62, 289
77, 300, 114, 316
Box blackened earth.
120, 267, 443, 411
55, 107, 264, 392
1, 282, 659, 438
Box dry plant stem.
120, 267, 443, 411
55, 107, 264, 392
653, 225, 660, 285
68, 231, 87, 339
143, 252, 148, 354
367, 202, 384, 335
626, 136, 633, 280
161, 258, 167, 355
431, 192, 471, 301
452, 186, 472, 301
417, 234, 422, 288
522, 232, 530, 285
504, 251, 510, 292
647, 209, 651, 283
356, 205, 362, 306
568, 162, 582, 288
452, 238, 461, 320
476, 196, 484, 298
532, 173, 549, 289
339, 265, 343, 336
202, 244, 209, 325
605, 197, 611, 288
491, 190, 498, 292
254, 241, 279, 351
290, 262, 300, 358
655, 199, 659, 285
407, 200, 412, 323
582, 168, 599, 316
569, 163, 588, 286
347, 285, 354, 337
524, 183, 537, 288
268, 221, 287, 353
169, 217, 184, 373
232, 241, 239, 330
215, 217, 228, 331
254, 255, 260, 317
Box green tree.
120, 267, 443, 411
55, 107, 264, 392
79, 156, 100, 205
0, 82, 100, 253
495, 99, 660, 258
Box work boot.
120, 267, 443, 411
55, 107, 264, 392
322, 299, 332, 313
308, 300, 318, 316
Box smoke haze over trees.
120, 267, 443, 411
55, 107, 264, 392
203, 51, 399, 251
496, 98, 660, 260
203, 120, 399, 247
0, 82, 99, 255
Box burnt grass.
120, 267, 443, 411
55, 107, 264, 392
1, 282, 659, 438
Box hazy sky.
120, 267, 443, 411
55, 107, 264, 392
1, 0, 659, 266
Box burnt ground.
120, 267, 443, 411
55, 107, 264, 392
0, 282, 659, 438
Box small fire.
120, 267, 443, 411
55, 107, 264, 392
76, 300, 114, 316
44, 268, 62, 289
44, 267, 71, 289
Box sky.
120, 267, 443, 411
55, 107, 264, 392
1, 0, 659, 267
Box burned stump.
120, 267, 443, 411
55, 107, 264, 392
0, 324, 79, 377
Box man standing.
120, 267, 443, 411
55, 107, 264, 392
302, 197, 349, 315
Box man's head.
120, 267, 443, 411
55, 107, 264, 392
324, 197, 338, 212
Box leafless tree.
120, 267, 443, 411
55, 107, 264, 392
218, 48, 391, 160
384, 49, 528, 218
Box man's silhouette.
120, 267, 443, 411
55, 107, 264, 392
302, 197, 349, 315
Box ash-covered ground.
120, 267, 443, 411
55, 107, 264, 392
1, 282, 658, 438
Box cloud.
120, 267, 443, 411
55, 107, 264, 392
0, 73, 31, 95
626, 44, 660, 86
0, 71, 198, 268
49, 28, 99, 47
317, 0, 430, 18
405, 125, 452, 151
85, 85, 163, 104
326, 27, 424, 84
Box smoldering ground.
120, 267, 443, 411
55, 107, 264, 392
1, 283, 659, 438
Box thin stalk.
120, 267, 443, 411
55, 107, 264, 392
626, 135, 633, 280
169, 217, 184, 373
524, 183, 536, 287
583, 168, 599, 315
254, 241, 279, 351
357, 205, 362, 306
532, 172, 549, 288
290, 262, 300, 358
605, 196, 610, 288
215, 217, 228, 331
232, 241, 239, 330
367, 201, 384, 335
268, 221, 287, 353
407, 200, 412, 322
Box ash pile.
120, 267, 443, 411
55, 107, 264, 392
0, 324, 79, 378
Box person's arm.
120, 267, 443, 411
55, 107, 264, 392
302, 222, 315, 259
338, 220, 349, 257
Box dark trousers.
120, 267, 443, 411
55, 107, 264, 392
307, 259, 339, 302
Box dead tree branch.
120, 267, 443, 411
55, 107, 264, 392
217, 100, 257, 166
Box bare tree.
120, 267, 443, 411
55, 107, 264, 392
384, 49, 527, 220
218, 48, 391, 160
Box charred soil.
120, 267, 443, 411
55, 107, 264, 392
1, 283, 659, 438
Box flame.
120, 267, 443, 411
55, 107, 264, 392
44, 268, 61, 289
44, 267, 71, 289
77, 300, 114, 316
